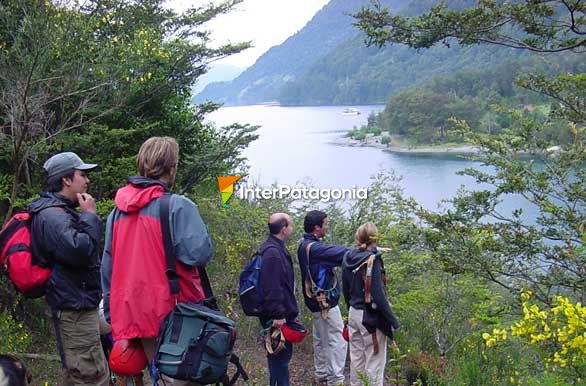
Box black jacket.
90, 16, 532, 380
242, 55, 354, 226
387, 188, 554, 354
259, 235, 298, 321
29, 192, 102, 311
297, 234, 348, 312
342, 247, 399, 330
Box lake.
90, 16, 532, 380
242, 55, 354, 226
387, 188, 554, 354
207, 105, 535, 215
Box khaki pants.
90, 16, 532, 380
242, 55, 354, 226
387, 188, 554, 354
141, 338, 201, 386
348, 307, 387, 386
311, 305, 347, 385
53, 309, 110, 386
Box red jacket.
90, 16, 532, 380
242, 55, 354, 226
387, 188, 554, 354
101, 177, 213, 340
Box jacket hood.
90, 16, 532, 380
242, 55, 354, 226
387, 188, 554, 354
114, 177, 166, 213
343, 247, 376, 270
28, 192, 70, 214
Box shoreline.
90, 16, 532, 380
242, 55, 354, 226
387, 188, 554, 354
330, 136, 480, 154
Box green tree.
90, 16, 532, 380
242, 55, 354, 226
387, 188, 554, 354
0, 0, 256, 221
354, 0, 586, 53
354, 0, 585, 303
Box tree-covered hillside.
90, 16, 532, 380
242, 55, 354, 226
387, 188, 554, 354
279, 37, 528, 105
374, 52, 586, 144
193, 0, 408, 105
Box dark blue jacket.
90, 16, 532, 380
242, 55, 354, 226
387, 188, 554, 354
259, 235, 298, 321
29, 192, 102, 311
297, 234, 348, 313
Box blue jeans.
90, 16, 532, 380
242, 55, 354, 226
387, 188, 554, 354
267, 341, 293, 386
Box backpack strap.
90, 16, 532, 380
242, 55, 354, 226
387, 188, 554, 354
160, 193, 216, 306
351, 253, 381, 305
159, 193, 180, 296
303, 242, 316, 298
304, 241, 335, 319
364, 255, 375, 304
356, 253, 382, 354
198, 265, 214, 299
221, 353, 249, 386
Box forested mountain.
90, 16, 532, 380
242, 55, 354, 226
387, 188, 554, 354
278, 38, 528, 105
193, 0, 408, 105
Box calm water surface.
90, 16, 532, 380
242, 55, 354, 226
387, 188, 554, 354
207, 105, 534, 214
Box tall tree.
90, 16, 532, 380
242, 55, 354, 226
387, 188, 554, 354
354, 0, 585, 300
0, 0, 256, 221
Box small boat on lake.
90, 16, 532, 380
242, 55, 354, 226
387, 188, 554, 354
342, 107, 361, 116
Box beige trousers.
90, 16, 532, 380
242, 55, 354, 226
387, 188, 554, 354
311, 305, 347, 385
54, 309, 110, 386
348, 307, 387, 386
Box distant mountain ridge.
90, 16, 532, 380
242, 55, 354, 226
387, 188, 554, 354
195, 0, 527, 107
194, 0, 407, 105
193, 63, 243, 94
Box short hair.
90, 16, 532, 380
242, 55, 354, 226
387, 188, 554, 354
269, 218, 289, 235
304, 210, 327, 233
355, 222, 378, 251
136, 137, 179, 179
45, 170, 75, 192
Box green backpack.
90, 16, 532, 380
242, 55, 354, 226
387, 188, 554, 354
154, 194, 248, 385
155, 301, 247, 384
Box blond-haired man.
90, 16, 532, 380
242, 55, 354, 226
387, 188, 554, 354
101, 136, 213, 385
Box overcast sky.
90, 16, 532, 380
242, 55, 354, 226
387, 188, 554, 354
170, 0, 330, 68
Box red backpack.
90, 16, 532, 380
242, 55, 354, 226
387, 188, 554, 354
0, 212, 52, 298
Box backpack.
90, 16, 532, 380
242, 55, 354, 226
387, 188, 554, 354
154, 194, 248, 386
0, 212, 51, 298
303, 242, 338, 319
238, 252, 264, 317
351, 252, 393, 353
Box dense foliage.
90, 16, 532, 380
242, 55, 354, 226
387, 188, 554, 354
0, 0, 256, 221
374, 53, 585, 144
1, 0, 584, 385
355, 0, 585, 383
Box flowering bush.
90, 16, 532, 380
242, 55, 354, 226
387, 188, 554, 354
0, 311, 31, 353
482, 291, 586, 382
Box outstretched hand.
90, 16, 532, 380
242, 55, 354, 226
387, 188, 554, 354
378, 247, 392, 253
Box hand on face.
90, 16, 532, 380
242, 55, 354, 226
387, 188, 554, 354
77, 193, 96, 213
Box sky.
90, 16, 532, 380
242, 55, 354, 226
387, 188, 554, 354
170, 0, 330, 69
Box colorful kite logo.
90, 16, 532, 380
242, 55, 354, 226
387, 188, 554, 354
217, 176, 241, 208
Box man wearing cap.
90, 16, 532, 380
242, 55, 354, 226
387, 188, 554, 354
29, 152, 109, 386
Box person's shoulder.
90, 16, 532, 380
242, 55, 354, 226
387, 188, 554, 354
260, 239, 283, 256
170, 194, 198, 209
36, 205, 67, 219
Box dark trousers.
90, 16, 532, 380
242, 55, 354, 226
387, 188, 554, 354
267, 341, 293, 386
